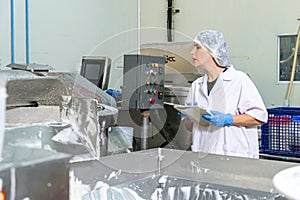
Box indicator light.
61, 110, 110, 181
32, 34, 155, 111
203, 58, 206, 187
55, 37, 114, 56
158, 92, 163, 99
149, 98, 155, 104
0, 191, 6, 200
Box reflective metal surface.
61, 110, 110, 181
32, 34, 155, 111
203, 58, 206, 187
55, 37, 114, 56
108, 176, 281, 199
2, 69, 117, 108
0, 145, 70, 200
7, 78, 68, 107
6, 62, 54, 71
2, 69, 120, 158
71, 148, 298, 199
0, 69, 135, 199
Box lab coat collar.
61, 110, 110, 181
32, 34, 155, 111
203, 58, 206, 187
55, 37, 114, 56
197, 64, 235, 85
221, 65, 235, 81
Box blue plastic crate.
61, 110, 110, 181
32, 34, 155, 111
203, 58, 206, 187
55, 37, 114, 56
261, 107, 300, 157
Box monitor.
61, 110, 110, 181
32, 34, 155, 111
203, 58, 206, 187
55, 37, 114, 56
80, 56, 111, 90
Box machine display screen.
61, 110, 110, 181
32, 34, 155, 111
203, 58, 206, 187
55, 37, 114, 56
80, 56, 111, 90
84, 63, 103, 80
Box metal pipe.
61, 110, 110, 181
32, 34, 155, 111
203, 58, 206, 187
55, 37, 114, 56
25, 0, 30, 64
10, 0, 15, 64
140, 111, 150, 150
167, 0, 173, 42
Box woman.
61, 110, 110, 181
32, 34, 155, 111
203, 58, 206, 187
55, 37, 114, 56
184, 30, 268, 158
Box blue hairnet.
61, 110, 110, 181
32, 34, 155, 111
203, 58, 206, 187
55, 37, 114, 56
194, 30, 231, 68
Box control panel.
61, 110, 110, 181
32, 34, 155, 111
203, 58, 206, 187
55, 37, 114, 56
122, 55, 165, 109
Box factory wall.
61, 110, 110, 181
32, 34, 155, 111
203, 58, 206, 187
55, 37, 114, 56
1, 0, 300, 108
140, 0, 300, 108
0, 0, 139, 76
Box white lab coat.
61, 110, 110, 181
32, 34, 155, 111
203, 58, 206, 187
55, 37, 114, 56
186, 66, 268, 158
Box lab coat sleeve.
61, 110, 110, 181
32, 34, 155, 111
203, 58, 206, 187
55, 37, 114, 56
237, 73, 268, 123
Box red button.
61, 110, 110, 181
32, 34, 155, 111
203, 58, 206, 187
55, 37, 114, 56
149, 98, 155, 104
0, 191, 6, 200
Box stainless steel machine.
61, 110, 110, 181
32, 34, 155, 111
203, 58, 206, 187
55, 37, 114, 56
5, 70, 120, 151
71, 148, 297, 199
0, 146, 70, 200
1, 69, 125, 199
131, 42, 200, 150
117, 43, 201, 150
122, 54, 166, 150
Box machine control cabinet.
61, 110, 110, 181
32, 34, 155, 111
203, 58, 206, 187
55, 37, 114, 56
122, 55, 165, 109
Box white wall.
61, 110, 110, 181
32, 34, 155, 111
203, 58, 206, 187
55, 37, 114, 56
141, 0, 300, 107
2, 0, 300, 107
0, 0, 139, 75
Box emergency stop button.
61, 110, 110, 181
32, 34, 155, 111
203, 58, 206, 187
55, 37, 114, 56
0, 191, 5, 200
149, 98, 155, 104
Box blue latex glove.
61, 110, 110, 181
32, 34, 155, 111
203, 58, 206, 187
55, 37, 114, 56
186, 102, 198, 106
177, 112, 189, 120
106, 89, 122, 97
202, 110, 233, 127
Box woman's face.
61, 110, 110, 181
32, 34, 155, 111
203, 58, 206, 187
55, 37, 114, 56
190, 43, 212, 68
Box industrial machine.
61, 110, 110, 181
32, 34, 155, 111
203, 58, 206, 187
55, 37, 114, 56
0, 69, 127, 199
70, 148, 297, 199
117, 43, 201, 151
122, 54, 165, 110
137, 42, 200, 150
121, 54, 166, 150
3, 69, 122, 155
0, 146, 70, 200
